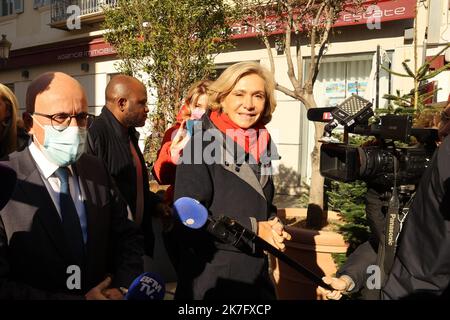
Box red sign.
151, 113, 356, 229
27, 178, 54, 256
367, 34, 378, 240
335, 0, 416, 27
4, 37, 117, 70
56, 39, 116, 61
231, 0, 416, 40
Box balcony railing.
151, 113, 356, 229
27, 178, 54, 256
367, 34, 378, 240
50, 0, 118, 29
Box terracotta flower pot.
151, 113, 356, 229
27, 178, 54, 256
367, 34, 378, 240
270, 208, 348, 300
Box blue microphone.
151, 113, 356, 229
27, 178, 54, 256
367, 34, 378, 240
0, 163, 16, 210
172, 197, 335, 291
173, 197, 208, 229
125, 272, 165, 300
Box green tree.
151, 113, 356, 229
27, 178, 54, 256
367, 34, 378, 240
382, 44, 450, 126
232, 0, 365, 228
381, 0, 450, 127
102, 0, 236, 163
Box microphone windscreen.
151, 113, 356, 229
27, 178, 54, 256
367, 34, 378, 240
173, 197, 208, 229
0, 163, 16, 210
125, 272, 165, 300
306, 107, 335, 122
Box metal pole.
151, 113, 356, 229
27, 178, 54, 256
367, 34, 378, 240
376, 45, 380, 109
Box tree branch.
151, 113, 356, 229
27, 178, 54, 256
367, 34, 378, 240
285, 2, 301, 93
307, 1, 326, 89
312, 6, 333, 86
275, 83, 308, 105
262, 35, 276, 75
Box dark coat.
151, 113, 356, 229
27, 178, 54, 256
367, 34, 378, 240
382, 135, 450, 299
87, 107, 158, 256
339, 136, 450, 299
0, 149, 144, 299
173, 114, 279, 300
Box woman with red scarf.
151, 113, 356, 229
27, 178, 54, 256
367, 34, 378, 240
152, 80, 211, 204
173, 62, 291, 300
152, 80, 211, 278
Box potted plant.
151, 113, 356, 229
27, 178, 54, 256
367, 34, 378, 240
271, 175, 371, 299
271, 151, 371, 299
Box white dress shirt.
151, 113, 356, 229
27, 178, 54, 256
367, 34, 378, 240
28, 141, 88, 244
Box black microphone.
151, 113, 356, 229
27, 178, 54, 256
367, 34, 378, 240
124, 272, 165, 300
173, 197, 334, 291
307, 107, 335, 122
0, 163, 16, 210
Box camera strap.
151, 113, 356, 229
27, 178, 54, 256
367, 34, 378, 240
381, 156, 418, 285
383, 189, 401, 276
369, 157, 400, 299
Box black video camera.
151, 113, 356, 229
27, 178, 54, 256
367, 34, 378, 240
308, 95, 438, 187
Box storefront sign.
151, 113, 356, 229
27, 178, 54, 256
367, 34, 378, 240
231, 0, 416, 39
5, 38, 117, 69
57, 39, 116, 61
336, 0, 415, 27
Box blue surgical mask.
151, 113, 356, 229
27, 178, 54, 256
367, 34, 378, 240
33, 116, 87, 167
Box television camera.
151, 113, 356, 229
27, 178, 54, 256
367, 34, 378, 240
307, 95, 438, 188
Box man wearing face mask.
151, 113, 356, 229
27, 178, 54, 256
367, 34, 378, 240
87, 75, 167, 259
0, 72, 144, 299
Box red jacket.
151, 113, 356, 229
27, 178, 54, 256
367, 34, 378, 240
152, 105, 189, 203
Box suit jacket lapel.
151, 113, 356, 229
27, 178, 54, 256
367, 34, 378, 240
17, 149, 72, 262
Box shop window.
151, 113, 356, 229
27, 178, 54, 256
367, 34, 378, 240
33, 0, 50, 9
1, 0, 23, 16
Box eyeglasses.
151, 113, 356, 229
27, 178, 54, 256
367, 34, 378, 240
33, 112, 95, 132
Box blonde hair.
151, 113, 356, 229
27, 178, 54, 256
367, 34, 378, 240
185, 79, 212, 108
208, 61, 276, 125
180, 79, 212, 120
0, 84, 18, 156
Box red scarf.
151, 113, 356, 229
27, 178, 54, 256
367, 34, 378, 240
210, 110, 270, 163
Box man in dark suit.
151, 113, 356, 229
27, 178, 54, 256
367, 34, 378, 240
87, 75, 168, 257
0, 72, 144, 300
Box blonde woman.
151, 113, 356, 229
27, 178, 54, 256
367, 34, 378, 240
152, 79, 212, 203
173, 62, 290, 300
0, 84, 19, 158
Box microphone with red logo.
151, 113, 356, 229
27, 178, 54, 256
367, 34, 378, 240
307, 107, 335, 123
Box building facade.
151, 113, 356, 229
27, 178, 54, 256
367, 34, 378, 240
0, 0, 449, 193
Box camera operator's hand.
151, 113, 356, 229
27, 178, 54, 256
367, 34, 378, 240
319, 275, 354, 300
258, 217, 291, 251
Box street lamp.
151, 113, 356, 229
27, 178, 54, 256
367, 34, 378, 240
0, 34, 12, 66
